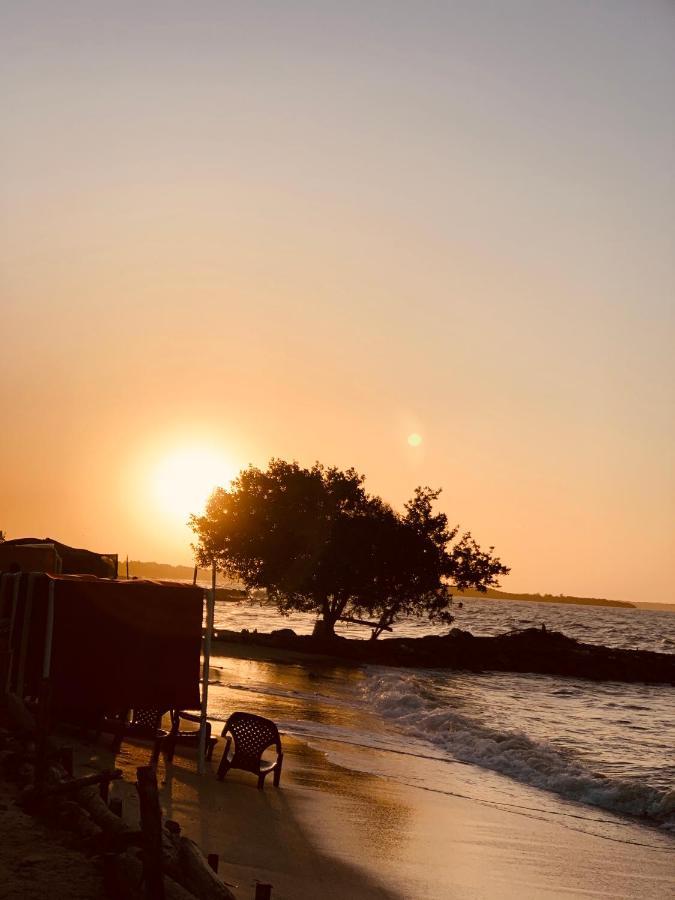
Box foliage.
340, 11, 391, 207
190, 460, 509, 638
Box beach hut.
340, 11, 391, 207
1, 570, 214, 770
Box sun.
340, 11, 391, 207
152, 446, 235, 522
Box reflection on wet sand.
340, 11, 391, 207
101, 734, 402, 900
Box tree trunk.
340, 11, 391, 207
312, 595, 345, 639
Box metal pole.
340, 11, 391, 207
198, 560, 216, 774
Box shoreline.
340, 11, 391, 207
107, 730, 675, 900
2, 656, 673, 900
209, 626, 675, 685
118, 684, 675, 900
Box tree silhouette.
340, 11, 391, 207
190, 460, 509, 638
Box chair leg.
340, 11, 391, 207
111, 731, 123, 756
216, 738, 232, 781
257, 772, 266, 790
207, 737, 216, 761
273, 753, 283, 787
150, 738, 162, 767
164, 737, 176, 764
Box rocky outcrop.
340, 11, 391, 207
213, 626, 675, 684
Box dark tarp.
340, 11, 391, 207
10, 574, 202, 711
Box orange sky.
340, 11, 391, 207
1, 2, 674, 603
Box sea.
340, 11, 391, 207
204, 596, 675, 839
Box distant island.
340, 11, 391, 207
453, 586, 635, 608
119, 560, 635, 608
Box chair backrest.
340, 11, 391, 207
226, 712, 280, 756
131, 708, 163, 731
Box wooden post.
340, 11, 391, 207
207, 853, 219, 873
255, 884, 272, 900
136, 765, 165, 900
192, 565, 198, 586
126, 556, 130, 579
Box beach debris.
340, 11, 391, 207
1, 696, 238, 899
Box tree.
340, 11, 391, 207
190, 460, 379, 636
361, 487, 509, 638
190, 460, 509, 639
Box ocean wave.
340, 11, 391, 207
364, 671, 675, 830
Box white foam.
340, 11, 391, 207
364, 671, 675, 830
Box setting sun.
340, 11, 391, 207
152, 446, 235, 522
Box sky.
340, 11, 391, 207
1, 1, 674, 603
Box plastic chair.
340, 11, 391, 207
163, 710, 217, 763
105, 708, 168, 765
216, 712, 283, 789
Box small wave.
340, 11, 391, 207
364, 672, 675, 830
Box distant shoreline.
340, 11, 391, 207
455, 587, 634, 608
120, 560, 644, 608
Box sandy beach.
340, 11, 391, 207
99, 731, 675, 900
79, 645, 674, 900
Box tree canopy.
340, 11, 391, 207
190, 459, 509, 638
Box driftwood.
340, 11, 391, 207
41, 768, 122, 797
6, 691, 43, 737
178, 838, 236, 900
77, 784, 131, 835
338, 616, 392, 632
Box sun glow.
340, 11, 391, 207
152, 446, 235, 522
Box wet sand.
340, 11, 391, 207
78, 712, 674, 899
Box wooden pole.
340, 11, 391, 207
126, 556, 130, 579
198, 561, 216, 774
136, 765, 165, 900
192, 565, 198, 586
